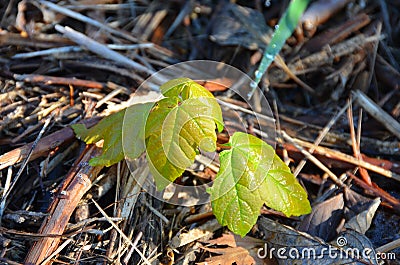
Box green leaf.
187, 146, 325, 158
72, 102, 153, 167
160, 77, 217, 101
208, 132, 311, 236
72, 110, 125, 167
145, 78, 223, 190
262, 154, 312, 216
123, 102, 154, 159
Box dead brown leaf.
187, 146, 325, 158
198, 246, 256, 265
198, 232, 272, 265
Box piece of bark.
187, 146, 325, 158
13, 74, 105, 89
55, 24, 154, 75
0, 118, 100, 170
24, 145, 103, 264
347, 172, 400, 212
0, 31, 71, 48
301, 0, 352, 35
279, 138, 400, 178
303, 13, 370, 53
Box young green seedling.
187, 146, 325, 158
73, 78, 311, 236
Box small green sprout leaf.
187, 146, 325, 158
72, 109, 125, 167
145, 79, 223, 190
262, 154, 312, 217
72, 102, 154, 166
208, 132, 311, 236
160, 77, 218, 101
122, 102, 155, 160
